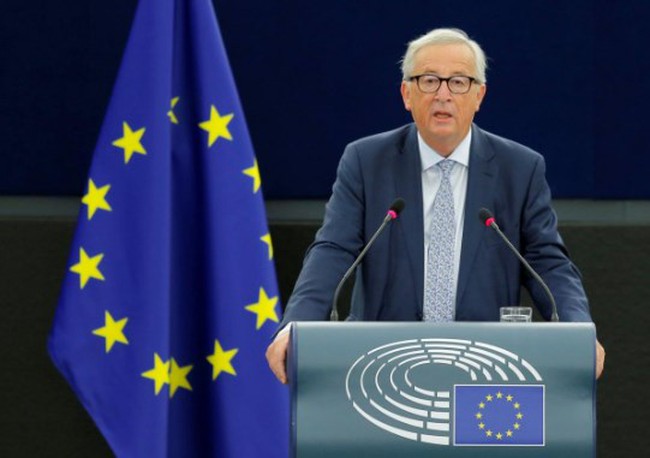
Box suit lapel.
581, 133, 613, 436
394, 125, 425, 312
456, 126, 498, 308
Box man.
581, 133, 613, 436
266, 28, 605, 383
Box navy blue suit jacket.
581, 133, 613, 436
280, 124, 592, 325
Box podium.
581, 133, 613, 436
289, 322, 596, 457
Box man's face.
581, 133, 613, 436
400, 43, 486, 155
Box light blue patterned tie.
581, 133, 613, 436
424, 159, 456, 322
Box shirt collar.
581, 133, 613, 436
418, 128, 472, 172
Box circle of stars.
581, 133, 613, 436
475, 391, 524, 440
72, 99, 280, 400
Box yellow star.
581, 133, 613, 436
506, 430, 513, 437
260, 233, 273, 260
506, 394, 513, 402
198, 105, 233, 147
206, 340, 238, 380
478, 402, 485, 409
69, 247, 105, 289
514, 402, 520, 409
242, 159, 261, 193
92, 310, 128, 353
486, 394, 493, 402
112, 121, 147, 164
496, 391, 503, 399
82, 179, 112, 220
141, 353, 170, 395
514, 422, 521, 430
478, 422, 485, 430
486, 430, 493, 437
475, 412, 482, 419
169, 358, 193, 398
516, 412, 524, 419
244, 287, 279, 330
167, 97, 179, 124
496, 432, 503, 440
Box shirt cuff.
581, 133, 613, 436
274, 322, 292, 341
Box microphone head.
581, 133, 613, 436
478, 208, 495, 227
390, 198, 406, 215
386, 198, 406, 221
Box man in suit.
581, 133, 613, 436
266, 28, 605, 383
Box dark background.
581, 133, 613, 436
1, 0, 649, 198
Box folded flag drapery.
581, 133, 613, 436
48, 1, 288, 456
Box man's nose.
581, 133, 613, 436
434, 80, 453, 100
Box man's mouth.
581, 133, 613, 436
433, 111, 453, 119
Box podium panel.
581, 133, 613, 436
289, 322, 595, 457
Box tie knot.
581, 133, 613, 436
438, 159, 455, 178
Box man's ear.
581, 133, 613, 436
400, 81, 412, 112
475, 84, 487, 112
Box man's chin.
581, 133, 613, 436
427, 125, 458, 141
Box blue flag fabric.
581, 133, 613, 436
47, 0, 289, 456
454, 385, 544, 446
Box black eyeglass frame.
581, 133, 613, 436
408, 74, 479, 94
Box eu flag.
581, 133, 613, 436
454, 385, 544, 446
47, 0, 288, 456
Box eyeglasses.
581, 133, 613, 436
408, 74, 478, 94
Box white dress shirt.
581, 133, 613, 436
419, 129, 471, 315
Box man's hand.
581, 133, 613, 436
596, 339, 606, 379
266, 331, 290, 384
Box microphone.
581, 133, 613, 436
478, 208, 560, 322
330, 198, 406, 321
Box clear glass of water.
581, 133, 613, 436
500, 306, 532, 322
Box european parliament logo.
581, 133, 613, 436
345, 338, 545, 447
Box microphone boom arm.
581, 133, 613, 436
482, 211, 560, 322
330, 199, 405, 321
330, 213, 392, 321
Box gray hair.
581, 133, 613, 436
401, 28, 487, 83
